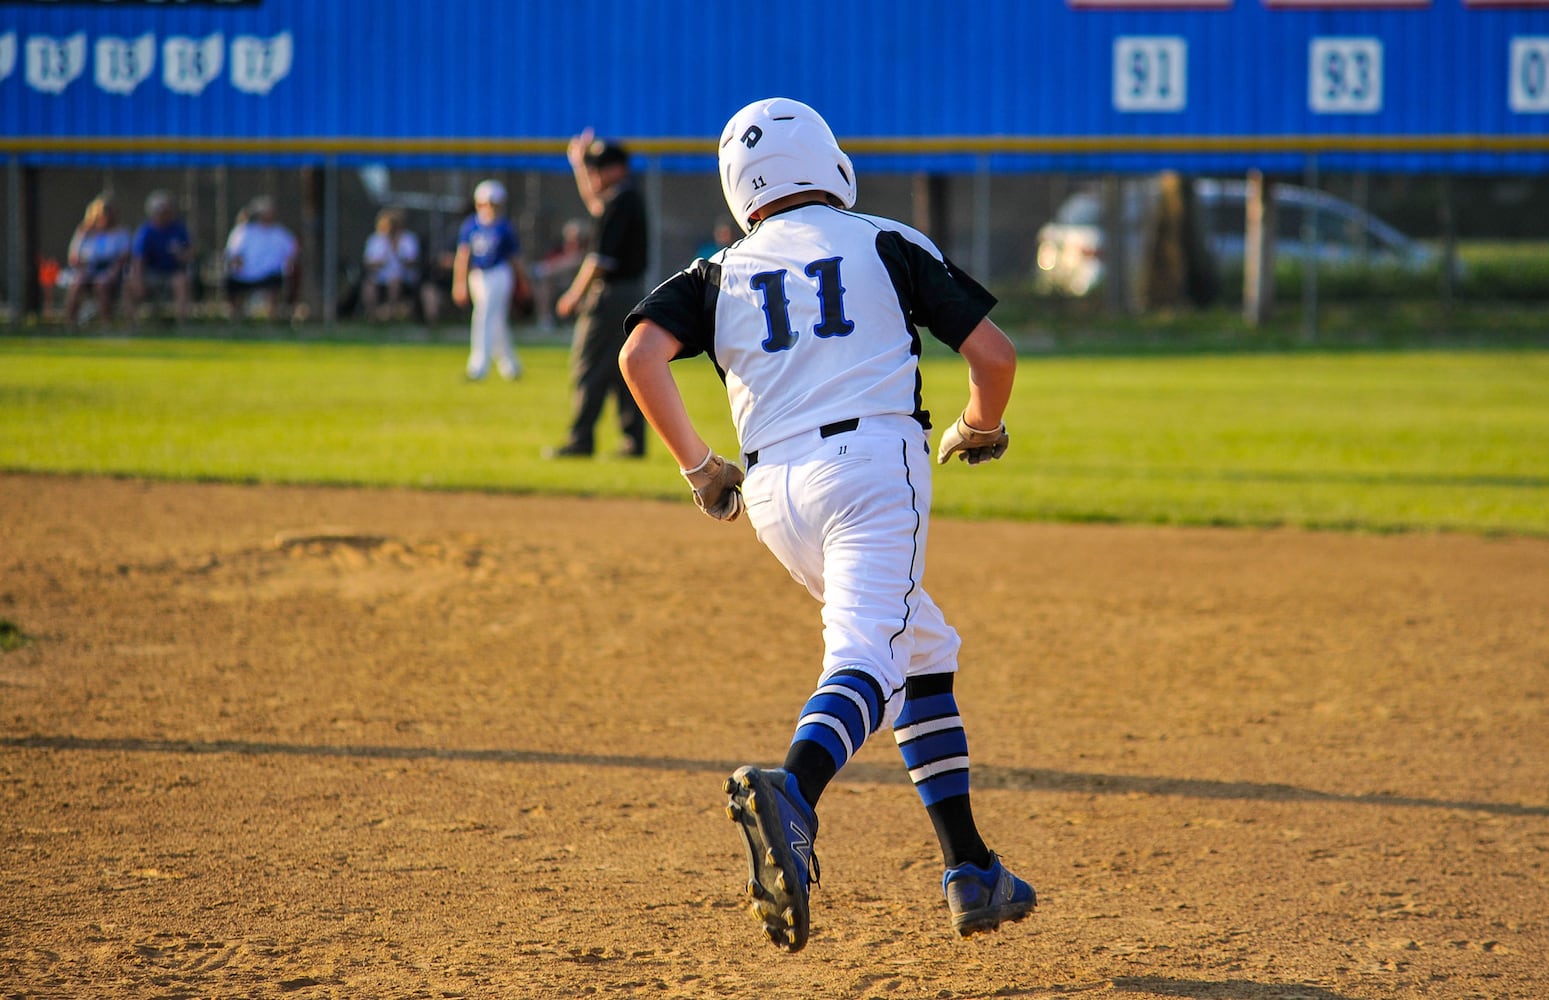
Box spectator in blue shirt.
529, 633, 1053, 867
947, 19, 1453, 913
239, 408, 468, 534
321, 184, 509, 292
127, 190, 195, 323
63, 193, 131, 327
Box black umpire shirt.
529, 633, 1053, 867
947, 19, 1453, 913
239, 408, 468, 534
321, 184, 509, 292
592, 179, 648, 284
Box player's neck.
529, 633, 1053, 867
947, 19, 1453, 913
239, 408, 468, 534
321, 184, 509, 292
751, 193, 832, 223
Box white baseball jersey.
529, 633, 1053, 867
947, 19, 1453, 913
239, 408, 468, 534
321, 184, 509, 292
626, 202, 994, 455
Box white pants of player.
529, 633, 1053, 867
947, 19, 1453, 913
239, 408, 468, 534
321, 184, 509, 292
741, 413, 962, 732
467, 263, 521, 381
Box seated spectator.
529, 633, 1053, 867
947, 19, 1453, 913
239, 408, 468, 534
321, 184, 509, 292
360, 207, 421, 322
62, 193, 131, 327
224, 196, 300, 320
126, 190, 194, 323
695, 217, 737, 260
531, 218, 586, 330
418, 200, 472, 328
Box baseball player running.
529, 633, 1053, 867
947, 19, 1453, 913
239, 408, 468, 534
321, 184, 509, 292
620, 97, 1034, 953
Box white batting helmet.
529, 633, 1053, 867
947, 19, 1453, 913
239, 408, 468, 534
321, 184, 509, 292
718, 98, 856, 234
473, 179, 507, 205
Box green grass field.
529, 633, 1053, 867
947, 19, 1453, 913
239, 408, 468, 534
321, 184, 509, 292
2, 332, 1546, 535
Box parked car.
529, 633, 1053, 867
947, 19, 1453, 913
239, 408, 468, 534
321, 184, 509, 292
1034, 178, 1438, 297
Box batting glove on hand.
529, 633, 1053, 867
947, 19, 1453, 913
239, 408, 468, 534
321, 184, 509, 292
936, 413, 1010, 466
681, 449, 745, 522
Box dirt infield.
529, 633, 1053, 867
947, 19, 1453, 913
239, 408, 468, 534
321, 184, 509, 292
2, 472, 1546, 999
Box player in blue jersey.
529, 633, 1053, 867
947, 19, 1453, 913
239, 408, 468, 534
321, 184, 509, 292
620, 98, 1035, 952
453, 180, 531, 381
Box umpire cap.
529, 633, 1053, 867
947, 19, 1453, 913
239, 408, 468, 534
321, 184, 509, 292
583, 138, 630, 170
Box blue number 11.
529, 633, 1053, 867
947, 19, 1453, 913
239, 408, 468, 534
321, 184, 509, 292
750, 256, 855, 353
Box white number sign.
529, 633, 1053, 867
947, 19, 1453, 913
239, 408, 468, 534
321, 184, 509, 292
1309, 37, 1383, 114
1114, 36, 1187, 112
163, 33, 224, 96
25, 32, 87, 95
230, 32, 292, 95
1510, 37, 1549, 113
95, 33, 156, 96
0, 33, 15, 84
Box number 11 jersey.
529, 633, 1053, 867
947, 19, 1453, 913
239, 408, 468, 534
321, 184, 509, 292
626, 202, 996, 455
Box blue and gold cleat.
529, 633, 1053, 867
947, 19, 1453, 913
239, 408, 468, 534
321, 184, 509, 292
724, 766, 820, 952
943, 853, 1036, 937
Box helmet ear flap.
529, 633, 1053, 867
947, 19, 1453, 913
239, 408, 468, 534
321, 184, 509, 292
834, 155, 856, 207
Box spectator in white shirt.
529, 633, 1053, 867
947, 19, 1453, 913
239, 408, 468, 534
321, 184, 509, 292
361, 207, 421, 322
224, 196, 300, 320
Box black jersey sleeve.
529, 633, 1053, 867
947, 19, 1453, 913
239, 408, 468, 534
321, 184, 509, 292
624, 259, 718, 360
875, 230, 997, 352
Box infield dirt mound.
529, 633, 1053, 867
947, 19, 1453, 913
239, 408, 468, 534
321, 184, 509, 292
2, 473, 1545, 998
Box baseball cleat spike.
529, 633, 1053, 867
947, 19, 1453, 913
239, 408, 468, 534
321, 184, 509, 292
723, 767, 819, 953
726, 802, 741, 821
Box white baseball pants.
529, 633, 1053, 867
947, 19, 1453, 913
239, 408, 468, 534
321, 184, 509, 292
741, 413, 962, 730
467, 262, 521, 381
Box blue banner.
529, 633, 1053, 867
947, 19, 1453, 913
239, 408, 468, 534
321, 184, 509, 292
2, 0, 1546, 171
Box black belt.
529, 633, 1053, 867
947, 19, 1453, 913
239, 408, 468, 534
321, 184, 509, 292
744, 418, 859, 470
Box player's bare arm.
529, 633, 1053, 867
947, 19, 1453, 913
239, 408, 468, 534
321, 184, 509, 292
939, 318, 1017, 465
960, 318, 1017, 429
620, 320, 744, 521
618, 320, 711, 470
451, 243, 471, 308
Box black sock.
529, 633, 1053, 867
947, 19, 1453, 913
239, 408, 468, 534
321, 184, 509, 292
782, 740, 838, 809
925, 794, 992, 870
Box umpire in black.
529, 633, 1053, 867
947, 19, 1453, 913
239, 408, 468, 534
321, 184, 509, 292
550, 130, 650, 459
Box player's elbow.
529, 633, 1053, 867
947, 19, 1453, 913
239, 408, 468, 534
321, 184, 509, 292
617, 322, 659, 383
962, 319, 1017, 379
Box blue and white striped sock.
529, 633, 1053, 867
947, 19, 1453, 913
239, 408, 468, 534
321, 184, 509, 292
893, 686, 971, 807
790, 667, 886, 775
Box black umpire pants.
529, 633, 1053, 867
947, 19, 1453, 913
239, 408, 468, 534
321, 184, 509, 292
565, 279, 646, 455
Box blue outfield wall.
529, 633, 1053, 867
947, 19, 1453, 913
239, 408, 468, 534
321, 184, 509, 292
1, 0, 1548, 173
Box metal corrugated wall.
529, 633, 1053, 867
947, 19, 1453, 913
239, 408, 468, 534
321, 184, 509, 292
2, 0, 1547, 171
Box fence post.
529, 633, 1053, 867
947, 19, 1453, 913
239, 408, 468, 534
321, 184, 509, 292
1438, 174, 1456, 317
973, 155, 991, 282
1243, 169, 1276, 327
645, 156, 663, 291
6, 156, 20, 325
323, 157, 338, 326
1101, 174, 1132, 316
1301, 154, 1319, 344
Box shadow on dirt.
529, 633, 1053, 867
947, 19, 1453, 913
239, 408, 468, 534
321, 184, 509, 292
1112, 977, 1361, 999
6, 734, 1545, 819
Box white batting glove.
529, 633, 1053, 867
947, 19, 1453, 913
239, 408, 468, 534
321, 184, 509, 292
936, 413, 1010, 466
681, 449, 745, 521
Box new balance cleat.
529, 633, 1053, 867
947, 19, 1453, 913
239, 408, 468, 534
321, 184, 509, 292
943, 853, 1036, 937
724, 766, 820, 952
